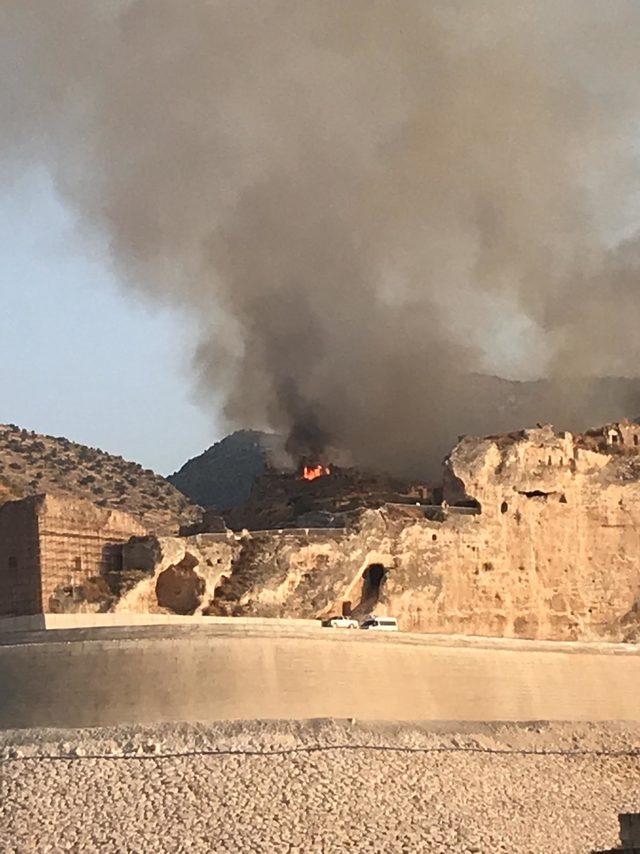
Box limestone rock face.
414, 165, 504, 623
118, 534, 237, 615
116, 423, 640, 642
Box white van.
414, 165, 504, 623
322, 616, 359, 629
360, 615, 399, 632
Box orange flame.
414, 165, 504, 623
302, 464, 331, 481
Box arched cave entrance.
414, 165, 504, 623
352, 563, 387, 618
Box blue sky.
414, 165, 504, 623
0, 171, 219, 475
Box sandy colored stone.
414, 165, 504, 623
120, 424, 640, 642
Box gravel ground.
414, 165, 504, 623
2, 719, 639, 853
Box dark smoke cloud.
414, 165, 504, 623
3, 1, 640, 476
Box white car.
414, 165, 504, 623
360, 615, 399, 632
323, 616, 359, 629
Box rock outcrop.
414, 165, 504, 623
112, 422, 640, 642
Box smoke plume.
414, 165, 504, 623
3, 1, 640, 475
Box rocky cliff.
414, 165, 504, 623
0, 424, 200, 535
110, 421, 640, 642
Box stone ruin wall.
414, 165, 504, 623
0, 497, 42, 615
119, 425, 640, 642
0, 494, 147, 615
39, 495, 147, 612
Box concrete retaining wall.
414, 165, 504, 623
0, 613, 322, 634
2, 624, 640, 728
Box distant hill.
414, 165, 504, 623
168, 430, 285, 509
0, 424, 200, 534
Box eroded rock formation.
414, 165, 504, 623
155, 554, 206, 615
111, 421, 640, 641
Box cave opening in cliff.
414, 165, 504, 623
353, 563, 386, 616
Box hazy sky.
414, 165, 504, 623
4, 3, 640, 479
0, 170, 218, 474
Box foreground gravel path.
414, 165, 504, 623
2, 720, 639, 853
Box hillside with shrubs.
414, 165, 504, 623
0, 424, 200, 534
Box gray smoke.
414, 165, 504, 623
3, 1, 640, 476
